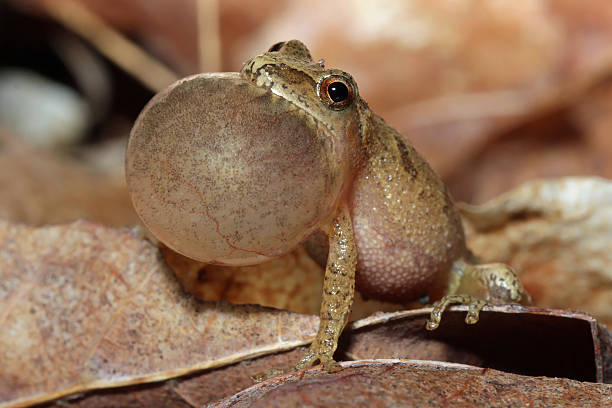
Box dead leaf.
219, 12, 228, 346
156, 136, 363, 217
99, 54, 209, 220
209, 360, 612, 408
35, 349, 309, 408
600, 325, 612, 383
25, 307, 612, 407
0, 220, 318, 408
461, 177, 612, 326
161, 244, 324, 316
2, 217, 611, 407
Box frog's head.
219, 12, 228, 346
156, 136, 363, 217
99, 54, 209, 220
242, 40, 362, 139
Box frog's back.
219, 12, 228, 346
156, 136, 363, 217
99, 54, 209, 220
349, 111, 466, 302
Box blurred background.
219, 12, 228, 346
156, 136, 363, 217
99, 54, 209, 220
1, 0, 612, 226
1, 0, 611, 322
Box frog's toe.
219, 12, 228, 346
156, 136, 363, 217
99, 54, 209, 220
426, 300, 444, 330
293, 349, 343, 374
426, 295, 487, 331
252, 347, 341, 382
465, 297, 487, 324
321, 357, 342, 373
251, 367, 288, 383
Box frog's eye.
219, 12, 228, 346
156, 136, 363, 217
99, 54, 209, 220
318, 75, 355, 110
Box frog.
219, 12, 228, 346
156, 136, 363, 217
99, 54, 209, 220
125, 40, 531, 377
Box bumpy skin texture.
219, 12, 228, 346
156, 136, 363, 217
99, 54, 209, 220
127, 40, 530, 374
350, 113, 466, 302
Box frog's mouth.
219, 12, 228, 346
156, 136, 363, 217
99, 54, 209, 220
126, 73, 350, 266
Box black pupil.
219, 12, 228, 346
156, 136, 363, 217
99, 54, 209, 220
328, 82, 349, 102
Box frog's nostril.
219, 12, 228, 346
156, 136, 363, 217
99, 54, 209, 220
268, 42, 286, 52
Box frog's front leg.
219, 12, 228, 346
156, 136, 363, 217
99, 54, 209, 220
426, 259, 531, 330
252, 204, 356, 382
295, 203, 357, 371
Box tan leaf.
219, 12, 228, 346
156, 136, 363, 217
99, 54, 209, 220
14, 307, 611, 407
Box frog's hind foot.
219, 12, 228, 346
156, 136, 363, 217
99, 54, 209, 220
426, 295, 487, 331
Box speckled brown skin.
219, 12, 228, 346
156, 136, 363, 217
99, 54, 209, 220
349, 112, 466, 303
295, 204, 356, 371
126, 40, 530, 376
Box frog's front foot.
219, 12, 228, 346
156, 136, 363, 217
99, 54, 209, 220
251, 345, 342, 383
294, 343, 342, 372
426, 294, 487, 330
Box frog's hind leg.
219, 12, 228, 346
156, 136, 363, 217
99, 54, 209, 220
426, 259, 531, 330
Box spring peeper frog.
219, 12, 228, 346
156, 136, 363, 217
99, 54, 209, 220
125, 40, 530, 376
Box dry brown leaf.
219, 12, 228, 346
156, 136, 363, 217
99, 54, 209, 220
600, 325, 612, 383
2, 216, 611, 407
0, 220, 318, 408
461, 177, 612, 326
22, 307, 612, 407
160, 239, 324, 316
35, 349, 309, 408
209, 360, 612, 408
